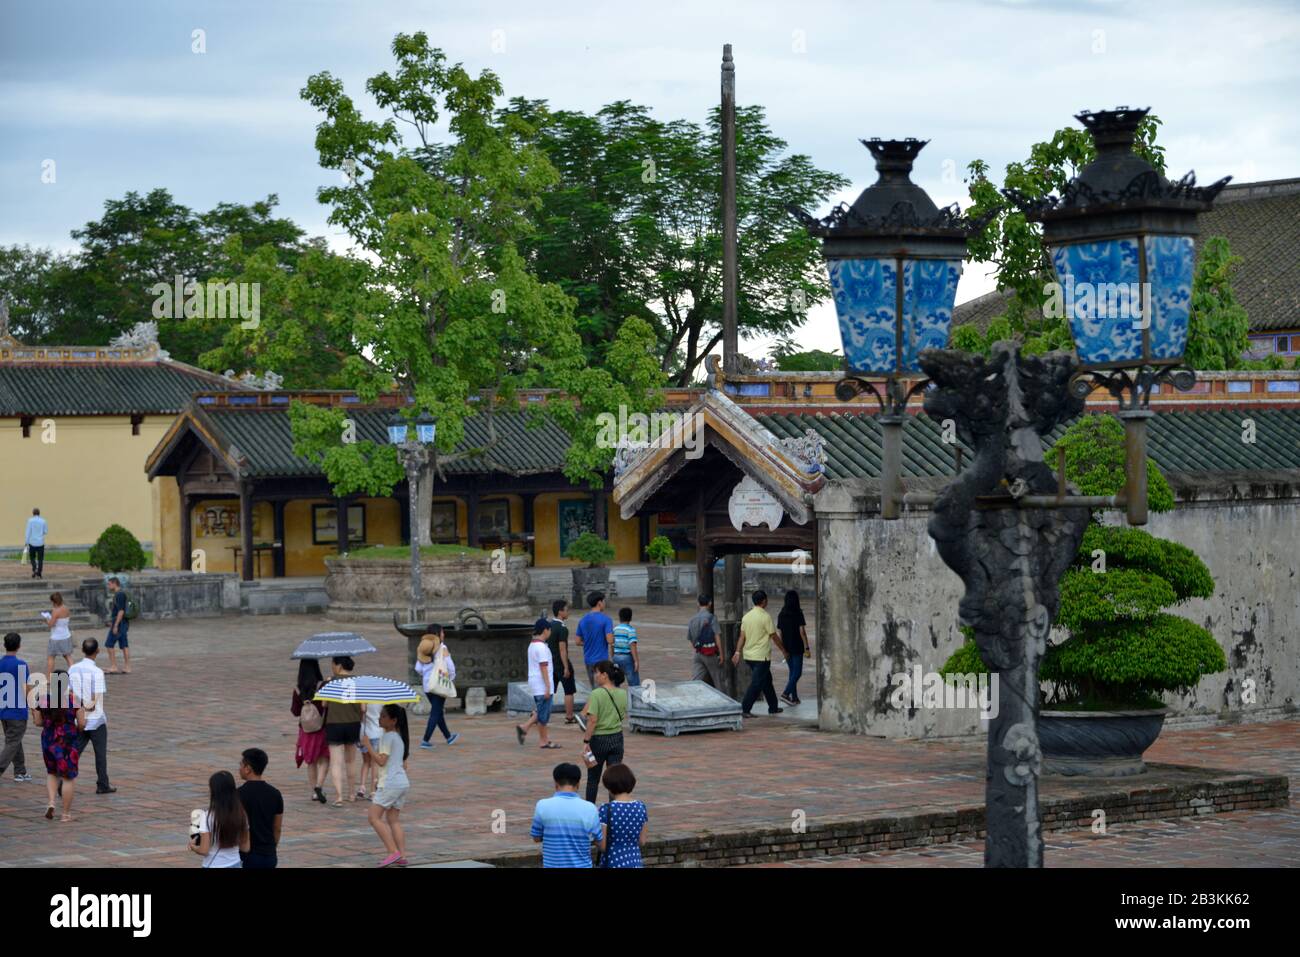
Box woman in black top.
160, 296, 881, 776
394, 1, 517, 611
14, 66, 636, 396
777, 590, 810, 706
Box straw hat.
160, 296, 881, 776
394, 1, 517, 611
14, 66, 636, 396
417, 634, 442, 663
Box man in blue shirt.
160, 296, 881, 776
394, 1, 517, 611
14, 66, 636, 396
574, 591, 614, 688
24, 508, 47, 580
0, 632, 33, 783
530, 763, 601, 868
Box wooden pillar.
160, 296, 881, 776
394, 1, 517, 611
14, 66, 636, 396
179, 492, 193, 572
272, 500, 286, 578
238, 484, 254, 582
638, 514, 651, 561
593, 490, 607, 539
466, 491, 480, 548
522, 493, 536, 564
722, 552, 744, 698
336, 496, 350, 556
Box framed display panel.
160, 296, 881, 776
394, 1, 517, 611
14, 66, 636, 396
312, 503, 367, 545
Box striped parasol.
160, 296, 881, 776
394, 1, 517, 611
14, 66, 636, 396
291, 632, 377, 660
315, 675, 419, 705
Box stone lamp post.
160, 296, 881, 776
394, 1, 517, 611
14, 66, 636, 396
797, 109, 1228, 867
386, 409, 437, 623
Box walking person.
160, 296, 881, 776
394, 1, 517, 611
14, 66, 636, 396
291, 659, 330, 804
597, 763, 648, 869
612, 607, 640, 687
734, 590, 786, 717
364, 704, 410, 867
516, 621, 560, 750
530, 762, 602, 868
43, 592, 73, 678
33, 669, 85, 822
414, 628, 460, 749
582, 660, 627, 804
237, 748, 284, 869
687, 594, 724, 689
777, 589, 811, 706
0, 633, 34, 783
189, 770, 249, 868
24, 508, 47, 580
574, 592, 614, 688
358, 701, 381, 799
104, 577, 132, 674
546, 600, 582, 729
68, 638, 114, 794
323, 656, 362, 806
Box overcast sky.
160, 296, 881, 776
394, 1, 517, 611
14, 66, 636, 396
3, 0, 1297, 356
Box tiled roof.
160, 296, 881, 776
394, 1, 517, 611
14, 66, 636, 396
952, 180, 1300, 334
757, 408, 1300, 479
0, 360, 241, 416
196, 405, 572, 478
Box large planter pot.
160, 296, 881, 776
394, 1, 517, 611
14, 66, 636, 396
325, 555, 533, 622
1039, 708, 1169, 777
646, 564, 680, 605
571, 566, 611, 611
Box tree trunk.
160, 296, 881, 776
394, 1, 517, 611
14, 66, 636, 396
414, 458, 436, 547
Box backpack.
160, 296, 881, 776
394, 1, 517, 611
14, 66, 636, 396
298, 696, 325, 733
124, 593, 139, 621
692, 615, 718, 654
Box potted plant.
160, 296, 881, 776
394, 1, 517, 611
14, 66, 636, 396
564, 531, 616, 610
644, 534, 680, 605
940, 416, 1225, 776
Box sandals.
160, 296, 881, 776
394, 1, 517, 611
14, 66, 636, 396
540, 742, 562, 750
515, 726, 526, 746
332, 799, 344, 807
45, 806, 55, 820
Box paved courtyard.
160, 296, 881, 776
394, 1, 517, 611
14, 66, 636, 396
0, 597, 1295, 868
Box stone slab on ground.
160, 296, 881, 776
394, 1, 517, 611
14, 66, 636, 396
627, 680, 743, 736
506, 680, 590, 715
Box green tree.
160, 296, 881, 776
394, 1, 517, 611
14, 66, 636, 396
292, 33, 665, 542
1183, 236, 1250, 370
502, 98, 848, 383
768, 333, 841, 371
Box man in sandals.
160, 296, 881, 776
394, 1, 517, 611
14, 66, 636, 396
547, 600, 584, 731
516, 620, 561, 750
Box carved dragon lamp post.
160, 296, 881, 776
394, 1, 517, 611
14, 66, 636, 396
797, 110, 1227, 867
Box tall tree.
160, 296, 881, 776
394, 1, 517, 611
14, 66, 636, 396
291, 33, 664, 543
502, 98, 848, 384
1183, 236, 1250, 370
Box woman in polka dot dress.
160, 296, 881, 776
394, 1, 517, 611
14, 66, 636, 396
597, 763, 647, 869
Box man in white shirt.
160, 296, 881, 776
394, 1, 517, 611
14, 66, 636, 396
24, 508, 48, 580
68, 639, 115, 794
515, 621, 557, 750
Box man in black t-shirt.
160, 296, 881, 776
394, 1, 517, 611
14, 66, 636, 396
544, 600, 583, 730
105, 577, 131, 674
237, 748, 284, 868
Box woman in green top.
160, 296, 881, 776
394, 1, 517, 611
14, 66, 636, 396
583, 660, 628, 803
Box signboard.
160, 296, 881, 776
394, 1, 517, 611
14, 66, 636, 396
727, 475, 784, 531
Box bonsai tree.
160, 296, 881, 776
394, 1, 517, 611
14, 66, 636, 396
941, 415, 1225, 710
564, 531, 615, 568
88, 524, 148, 573
644, 535, 676, 566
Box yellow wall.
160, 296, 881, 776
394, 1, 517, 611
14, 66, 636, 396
533, 492, 640, 566
1, 416, 172, 549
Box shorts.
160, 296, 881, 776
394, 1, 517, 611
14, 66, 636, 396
325, 722, 361, 746
533, 694, 553, 726
47, 637, 72, 658
106, 628, 129, 649
359, 736, 380, 752
554, 663, 577, 696
372, 786, 408, 809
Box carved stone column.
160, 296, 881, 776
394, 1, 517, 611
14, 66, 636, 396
921, 342, 1090, 868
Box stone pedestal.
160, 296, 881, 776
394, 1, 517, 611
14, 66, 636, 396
628, 680, 742, 736
324, 554, 533, 621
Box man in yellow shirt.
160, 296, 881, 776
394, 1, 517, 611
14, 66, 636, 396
733, 590, 787, 717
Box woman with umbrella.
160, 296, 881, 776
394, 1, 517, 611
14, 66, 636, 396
291, 659, 330, 804
323, 657, 363, 806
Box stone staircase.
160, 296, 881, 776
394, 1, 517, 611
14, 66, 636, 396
0, 577, 99, 643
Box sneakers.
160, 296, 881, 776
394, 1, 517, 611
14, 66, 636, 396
418, 741, 434, 750
779, 693, 795, 705
96, 785, 117, 795
768, 707, 785, 715
445, 733, 460, 745
378, 852, 401, 868
14, 773, 32, 783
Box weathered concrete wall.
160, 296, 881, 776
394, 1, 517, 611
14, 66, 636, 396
814, 479, 1299, 738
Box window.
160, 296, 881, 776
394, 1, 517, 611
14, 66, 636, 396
1227, 380, 1253, 393
1265, 380, 1299, 393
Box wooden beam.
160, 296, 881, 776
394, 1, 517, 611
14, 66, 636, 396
238, 483, 254, 582
179, 493, 192, 572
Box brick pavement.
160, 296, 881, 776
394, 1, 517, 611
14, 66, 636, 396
0, 600, 1293, 868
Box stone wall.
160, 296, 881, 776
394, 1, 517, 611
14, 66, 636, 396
78, 572, 239, 621
814, 478, 1300, 738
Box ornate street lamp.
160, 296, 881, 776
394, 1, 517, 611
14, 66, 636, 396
792, 139, 984, 517
1009, 106, 1230, 524
387, 409, 437, 624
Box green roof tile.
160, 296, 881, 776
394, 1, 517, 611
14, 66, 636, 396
0, 361, 240, 416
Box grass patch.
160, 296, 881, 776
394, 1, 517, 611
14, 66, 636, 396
6, 550, 155, 566
346, 543, 496, 560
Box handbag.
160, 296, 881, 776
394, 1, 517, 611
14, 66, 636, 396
20, 545, 29, 565
427, 647, 457, 699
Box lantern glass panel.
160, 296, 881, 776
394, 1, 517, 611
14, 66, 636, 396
386, 422, 409, 445
1145, 235, 1195, 361
828, 257, 898, 374
1050, 238, 1142, 365
415, 421, 437, 445
901, 259, 962, 373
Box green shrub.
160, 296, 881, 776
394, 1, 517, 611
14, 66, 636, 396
644, 535, 676, 565
1049, 415, 1173, 512
564, 532, 615, 568
88, 524, 147, 573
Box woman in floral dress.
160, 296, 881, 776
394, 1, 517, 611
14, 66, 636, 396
32, 670, 86, 822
